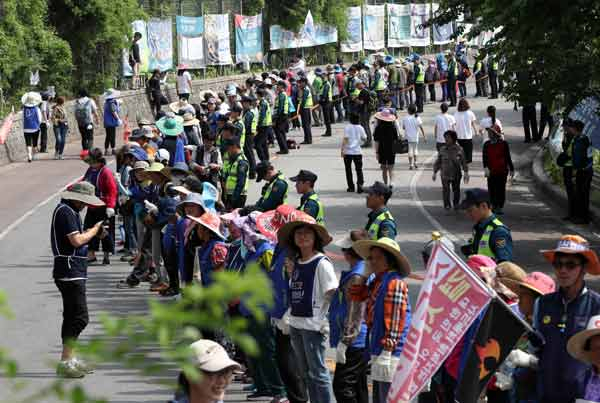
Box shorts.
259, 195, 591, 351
24, 131, 39, 147
408, 141, 419, 157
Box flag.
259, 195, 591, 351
455, 297, 531, 403
300, 10, 316, 44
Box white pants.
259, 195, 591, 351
408, 141, 419, 158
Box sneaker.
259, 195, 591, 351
242, 384, 256, 392
247, 391, 273, 400
72, 357, 94, 374
116, 280, 139, 289
58, 154, 64, 160
269, 397, 290, 403
346, 187, 355, 192
87, 256, 97, 264
56, 360, 85, 378
160, 287, 179, 297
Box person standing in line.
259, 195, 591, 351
21, 91, 43, 163
255, 88, 273, 161
129, 32, 142, 89
482, 124, 514, 215
148, 69, 164, 118
373, 109, 399, 187
341, 114, 367, 194
425, 59, 439, 103
413, 58, 425, 113
402, 104, 426, 170
453, 98, 478, 163
311, 68, 324, 127
52, 96, 69, 160
433, 130, 469, 211
273, 81, 290, 155
51, 182, 105, 378
74, 89, 99, 151
320, 70, 334, 137
298, 77, 314, 145
446, 52, 458, 107
176, 64, 193, 101
434, 103, 456, 151
102, 88, 122, 156
333, 65, 345, 122
487, 55, 499, 99
39, 91, 51, 153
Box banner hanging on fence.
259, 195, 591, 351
386, 243, 493, 402
122, 20, 150, 77
147, 18, 174, 71
363, 4, 385, 50
205, 14, 233, 65
387, 4, 411, 48
341, 7, 362, 53
432, 3, 454, 45
269, 25, 298, 50
235, 14, 264, 63
176, 16, 205, 69
409, 3, 431, 47
269, 11, 337, 50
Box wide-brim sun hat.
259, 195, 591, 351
21, 91, 42, 107
567, 315, 600, 365
156, 115, 184, 137
163, 162, 190, 177
352, 237, 412, 276
188, 212, 226, 240
495, 261, 527, 294
126, 146, 149, 162
182, 112, 200, 126
169, 101, 190, 114
374, 108, 397, 122
189, 339, 241, 373
139, 162, 166, 181
61, 182, 105, 207
516, 271, 556, 296
277, 219, 333, 248
541, 235, 600, 275
103, 88, 121, 100
177, 192, 206, 210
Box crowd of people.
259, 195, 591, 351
43, 44, 600, 403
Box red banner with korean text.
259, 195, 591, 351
387, 242, 494, 403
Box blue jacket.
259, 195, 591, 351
103, 99, 120, 128
268, 245, 290, 319
533, 286, 600, 403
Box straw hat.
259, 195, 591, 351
567, 315, 600, 365
516, 272, 556, 296
21, 91, 42, 107
541, 235, 600, 275
352, 237, 412, 276
156, 115, 184, 137
169, 99, 190, 113
103, 88, 121, 100
188, 212, 226, 240
61, 182, 105, 207
495, 262, 527, 294
182, 112, 200, 126
139, 162, 167, 182
374, 108, 397, 122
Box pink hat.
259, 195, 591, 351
466, 254, 496, 276
518, 272, 556, 296
188, 212, 226, 240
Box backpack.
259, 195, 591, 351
367, 91, 378, 113
287, 139, 300, 150
75, 100, 93, 126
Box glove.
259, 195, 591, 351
277, 311, 291, 335
105, 208, 115, 218
144, 200, 159, 215
348, 283, 369, 302
484, 168, 490, 177
507, 349, 538, 368
336, 343, 348, 364
117, 119, 123, 126
86, 124, 93, 130
464, 173, 470, 184
494, 371, 514, 391
371, 351, 394, 381
432, 173, 437, 182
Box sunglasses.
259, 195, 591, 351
553, 260, 582, 270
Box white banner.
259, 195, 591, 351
432, 3, 454, 45
363, 5, 385, 50
387, 4, 411, 48
409, 3, 431, 47
341, 7, 363, 52
205, 14, 233, 65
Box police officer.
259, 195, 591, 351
413, 58, 425, 113
459, 188, 513, 262
488, 55, 499, 99
243, 161, 288, 214
319, 70, 334, 137
255, 89, 272, 162
363, 181, 396, 240
273, 81, 290, 155
222, 136, 249, 210
241, 95, 258, 179
298, 77, 314, 145
446, 52, 458, 107
290, 169, 324, 224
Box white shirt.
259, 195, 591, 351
402, 115, 423, 142
177, 71, 192, 94
480, 116, 503, 132
343, 124, 366, 155
289, 253, 339, 333
453, 110, 477, 140
434, 113, 456, 143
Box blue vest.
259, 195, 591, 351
83, 167, 105, 198
269, 245, 291, 319
239, 241, 274, 317
198, 239, 223, 287
290, 255, 327, 317
328, 260, 368, 349
23, 106, 41, 131
369, 271, 411, 357
103, 99, 120, 128
225, 239, 245, 273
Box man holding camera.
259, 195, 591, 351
51, 182, 106, 378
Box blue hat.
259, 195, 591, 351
384, 55, 394, 64
315, 67, 323, 75
126, 146, 148, 161
459, 188, 490, 209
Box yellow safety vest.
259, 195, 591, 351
263, 173, 288, 204
300, 192, 325, 224
275, 93, 289, 116
475, 217, 505, 259
224, 153, 249, 196
367, 210, 395, 240
415, 66, 425, 84
232, 118, 246, 148
259, 99, 272, 127
303, 87, 313, 108
322, 81, 333, 102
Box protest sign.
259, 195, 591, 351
205, 14, 233, 65
148, 18, 174, 71
387, 4, 411, 48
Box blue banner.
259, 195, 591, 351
148, 18, 174, 71
235, 14, 264, 63
176, 16, 204, 37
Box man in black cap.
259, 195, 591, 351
459, 188, 513, 262
242, 161, 288, 214
298, 77, 314, 144
273, 81, 290, 155
241, 95, 258, 179
364, 181, 396, 240
290, 169, 324, 224
222, 137, 249, 210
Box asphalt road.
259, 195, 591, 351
1, 89, 599, 402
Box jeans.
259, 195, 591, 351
289, 327, 333, 403
275, 328, 308, 403
255, 127, 270, 161
301, 109, 312, 143
55, 279, 89, 343
332, 347, 369, 403
78, 125, 94, 150
344, 154, 364, 190
40, 122, 48, 151
54, 123, 68, 155
372, 380, 391, 403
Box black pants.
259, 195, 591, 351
442, 177, 461, 208
489, 71, 498, 98
255, 127, 270, 161
275, 328, 308, 403
24, 131, 39, 147
487, 174, 508, 209
105, 126, 116, 150
244, 134, 257, 175
415, 83, 425, 113
40, 123, 48, 152
300, 108, 312, 144
427, 83, 436, 102
522, 105, 538, 142
84, 207, 114, 253
359, 111, 372, 144
457, 139, 473, 163
344, 154, 364, 190
274, 119, 289, 153
447, 79, 457, 106
332, 347, 369, 403
322, 102, 333, 136
163, 240, 179, 292
78, 125, 94, 150
539, 103, 554, 138
151, 93, 162, 118
564, 167, 593, 221
55, 280, 89, 343
224, 194, 247, 210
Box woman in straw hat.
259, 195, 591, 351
568, 315, 600, 402
182, 112, 202, 147
349, 237, 412, 403
21, 91, 43, 162
276, 211, 337, 403
188, 212, 228, 288
373, 108, 400, 187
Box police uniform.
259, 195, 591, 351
290, 169, 325, 224
273, 90, 290, 154
469, 214, 513, 262
223, 150, 249, 209
241, 97, 258, 178
255, 170, 288, 212
365, 207, 397, 240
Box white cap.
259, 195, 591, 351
155, 148, 170, 163
190, 339, 241, 372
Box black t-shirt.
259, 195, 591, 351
130, 42, 141, 65
51, 201, 88, 279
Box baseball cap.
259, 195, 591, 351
364, 181, 392, 198
189, 339, 241, 373
241, 95, 255, 103
459, 188, 490, 209
255, 161, 273, 182
229, 105, 243, 114
290, 169, 318, 183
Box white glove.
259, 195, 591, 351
336, 343, 348, 364
144, 200, 159, 215
105, 208, 115, 218
276, 310, 290, 335
507, 349, 538, 369
86, 124, 93, 130
371, 351, 394, 381
484, 168, 490, 177
494, 371, 514, 391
